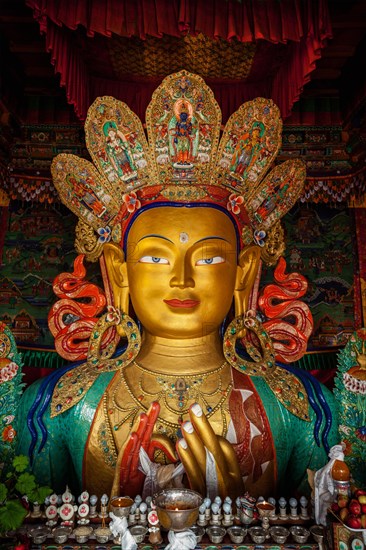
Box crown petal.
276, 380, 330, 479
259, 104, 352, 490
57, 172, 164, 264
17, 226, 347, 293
146, 70, 221, 186
247, 159, 306, 230
84, 96, 155, 196
214, 97, 282, 196
51, 154, 121, 230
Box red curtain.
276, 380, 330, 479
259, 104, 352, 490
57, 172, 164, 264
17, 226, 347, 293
27, 0, 332, 121
26, 0, 330, 42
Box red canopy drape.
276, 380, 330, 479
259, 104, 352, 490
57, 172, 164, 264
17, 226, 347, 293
26, 0, 332, 121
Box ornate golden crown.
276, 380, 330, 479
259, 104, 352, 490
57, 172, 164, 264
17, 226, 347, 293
51, 70, 305, 261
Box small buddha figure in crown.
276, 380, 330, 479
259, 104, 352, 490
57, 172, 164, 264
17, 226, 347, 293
16, 71, 339, 501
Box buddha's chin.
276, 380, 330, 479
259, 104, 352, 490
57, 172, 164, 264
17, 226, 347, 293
149, 331, 218, 341
134, 303, 226, 340
142, 318, 221, 341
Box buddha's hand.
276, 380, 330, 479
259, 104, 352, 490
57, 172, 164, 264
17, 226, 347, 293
119, 401, 177, 496
176, 403, 244, 499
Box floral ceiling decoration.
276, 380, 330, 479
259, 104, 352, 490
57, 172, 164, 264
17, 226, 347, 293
109, 33, 257, 80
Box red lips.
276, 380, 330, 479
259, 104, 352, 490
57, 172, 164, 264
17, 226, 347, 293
164, 299, 200, 308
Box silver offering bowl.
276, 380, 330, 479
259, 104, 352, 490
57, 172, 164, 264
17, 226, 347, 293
227, 525, 247, 544
256, 500, 275, 531
110, 495, 134, 518
206, 525, 226, 544
94, 526, 112, 543
52, 525, 72, 544
154, 488, 203, 532
269, 525, 290, 544
29, 526, 51, 544
130, 525, 148, 543
249, 525, 267, 544
73, 525, 93, 543
290, 525, 310, 543
190, 524, 205, 543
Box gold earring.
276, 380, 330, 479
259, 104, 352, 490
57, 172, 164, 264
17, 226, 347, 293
87, 306, 141, 370
223, 310, 275, 374
51, 306, 141, 417
223, 311, 310, 421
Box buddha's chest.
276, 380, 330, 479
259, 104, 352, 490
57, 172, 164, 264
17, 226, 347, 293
106, 365, 233, 452
82, 367, 279, 498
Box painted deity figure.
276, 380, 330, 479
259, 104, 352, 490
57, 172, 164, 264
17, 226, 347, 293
256, 182, 290, 223
16, 72, 339, 503
168, 100, 198, 164
103, 121, 136, 178
67, 175, 107, 219
230, 121, 264, 176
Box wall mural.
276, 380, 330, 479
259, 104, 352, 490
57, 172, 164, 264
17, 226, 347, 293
261, 204, 356, 350
0, 203, 77, 346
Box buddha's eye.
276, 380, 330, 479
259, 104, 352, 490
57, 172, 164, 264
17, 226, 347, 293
139, 256, 169, 264
196, 256, 225, 265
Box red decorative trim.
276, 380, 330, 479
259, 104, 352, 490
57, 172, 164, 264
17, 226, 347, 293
48, 255, 119, 361
259, 257, 313, 363
8, 169, 366, 206
229, 369, 277, 487
302, 166, 366, 204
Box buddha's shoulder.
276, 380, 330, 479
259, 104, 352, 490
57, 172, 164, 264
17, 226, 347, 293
231, 362, 337, 419
19, 364, 116, 417
249, 363, 335, 398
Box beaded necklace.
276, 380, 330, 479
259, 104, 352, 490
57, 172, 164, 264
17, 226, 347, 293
105, 360, 232, 442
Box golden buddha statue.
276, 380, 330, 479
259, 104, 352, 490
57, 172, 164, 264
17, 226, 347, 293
16, 71, 338, 501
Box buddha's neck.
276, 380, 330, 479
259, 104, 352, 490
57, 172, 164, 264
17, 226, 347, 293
136, 331, 225, 375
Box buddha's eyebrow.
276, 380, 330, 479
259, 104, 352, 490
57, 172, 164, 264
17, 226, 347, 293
137, 234, 174, 244
194, 236, 231, 244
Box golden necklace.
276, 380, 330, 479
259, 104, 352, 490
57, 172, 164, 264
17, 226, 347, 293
106, 360, 232, 442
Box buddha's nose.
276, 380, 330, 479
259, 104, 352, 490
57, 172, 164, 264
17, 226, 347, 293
169, 258, 195, 289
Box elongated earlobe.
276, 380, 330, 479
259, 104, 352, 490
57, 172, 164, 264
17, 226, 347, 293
103, 243, 130, 335
234, 245, 261, 317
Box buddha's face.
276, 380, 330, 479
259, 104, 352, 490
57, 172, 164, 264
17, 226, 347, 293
126, 206, 238, 339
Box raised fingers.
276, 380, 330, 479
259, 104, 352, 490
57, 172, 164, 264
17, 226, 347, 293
189, 403, 227, 478
176, 438, 206, 495
217, 435, 244, 497
181, 420, 207, 468
141, 401, 160, 454
120, 432, 140, 491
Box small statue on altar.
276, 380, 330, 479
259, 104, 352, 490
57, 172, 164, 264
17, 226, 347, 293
16, 71, 339, 502
148, 506, 163, 545
333, 329, 366, 488
99, 493, 109, 519
313, 444, 350, 526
